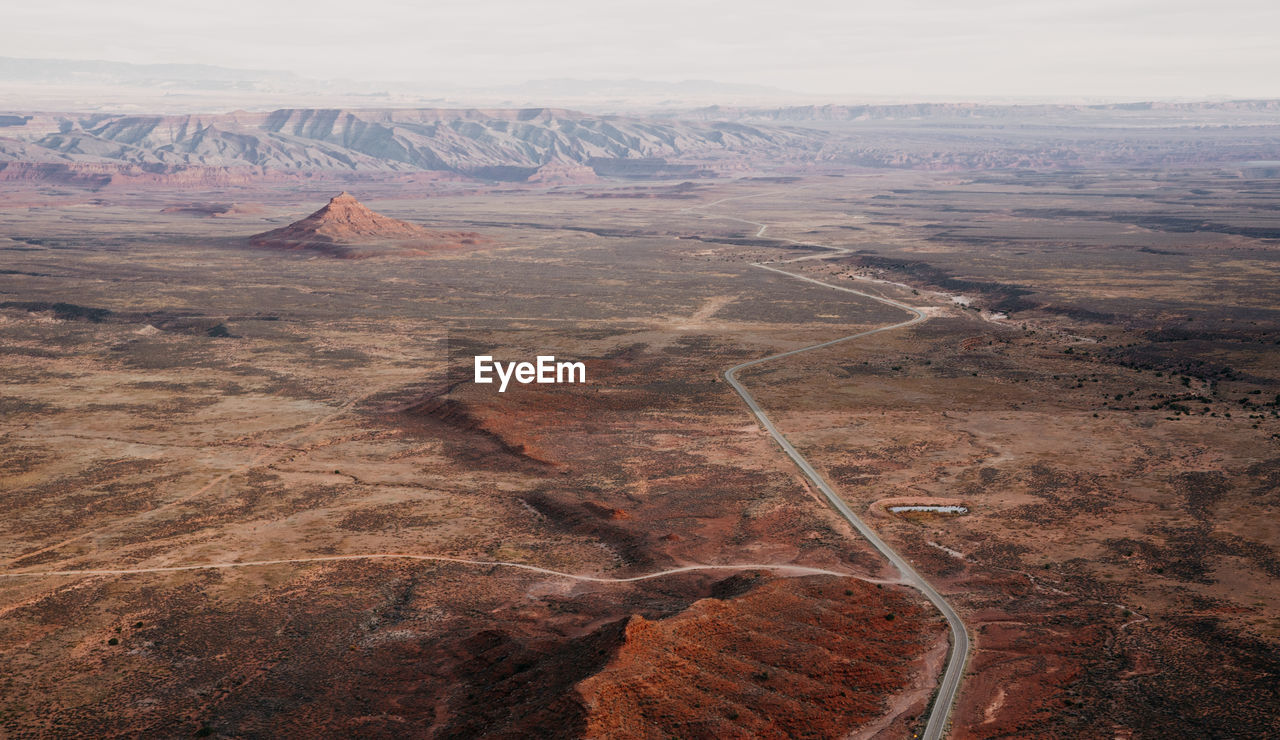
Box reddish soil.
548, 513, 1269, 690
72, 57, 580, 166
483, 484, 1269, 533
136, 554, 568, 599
397, 389, 561, 468
577, 576, 942, 739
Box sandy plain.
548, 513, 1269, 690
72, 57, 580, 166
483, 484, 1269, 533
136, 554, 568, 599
1, 161, 1277, 736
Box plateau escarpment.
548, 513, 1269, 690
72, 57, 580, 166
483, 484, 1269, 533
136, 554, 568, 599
0, 108, 817, 185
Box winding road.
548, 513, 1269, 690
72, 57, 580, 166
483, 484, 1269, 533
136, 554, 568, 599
693, 193, 970, 740
1, 188, 970, 739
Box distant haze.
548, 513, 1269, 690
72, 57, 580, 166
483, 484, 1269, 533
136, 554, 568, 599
7, 0, 1280, 100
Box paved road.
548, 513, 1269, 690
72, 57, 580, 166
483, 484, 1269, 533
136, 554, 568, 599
704, 201, 970, 739
5, 191, 970, 737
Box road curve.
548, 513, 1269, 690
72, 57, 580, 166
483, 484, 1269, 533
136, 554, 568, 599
709, 211, 970, 739
2, 192, 970, 737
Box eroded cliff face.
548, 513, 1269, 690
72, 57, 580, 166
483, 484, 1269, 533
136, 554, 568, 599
410, 574, 942, 739
0, 108, 817, 182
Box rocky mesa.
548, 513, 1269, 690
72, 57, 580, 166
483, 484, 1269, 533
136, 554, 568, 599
248, 192, 484, 258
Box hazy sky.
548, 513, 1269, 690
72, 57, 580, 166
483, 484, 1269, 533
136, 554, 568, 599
8, 0, 1280, 99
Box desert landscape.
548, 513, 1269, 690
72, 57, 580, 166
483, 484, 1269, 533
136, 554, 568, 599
1, 82, 1278, 739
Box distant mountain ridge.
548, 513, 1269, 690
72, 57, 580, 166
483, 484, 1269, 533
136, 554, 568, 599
676, 100, 1280, 123
4, 101, 1278, 188
0, 107, 818, 185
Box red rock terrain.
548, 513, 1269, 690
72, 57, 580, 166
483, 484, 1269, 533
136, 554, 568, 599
417, 575, 942, 739
249, 192, 484, 258
396, 387, 561, 468
576, 576, 942, 739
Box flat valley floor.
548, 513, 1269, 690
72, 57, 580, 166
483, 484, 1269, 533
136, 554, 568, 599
1, 171, 1278, 737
